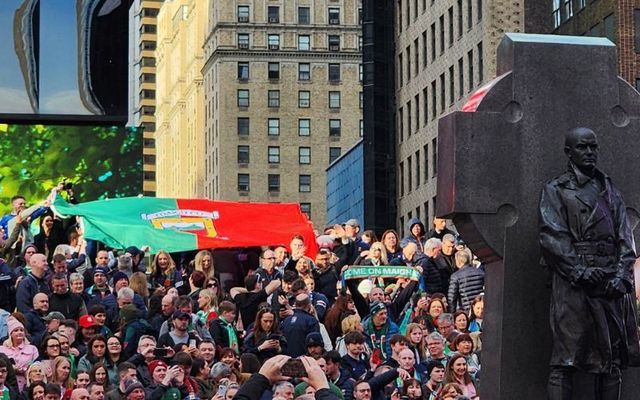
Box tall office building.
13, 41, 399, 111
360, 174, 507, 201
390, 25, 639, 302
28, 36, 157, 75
202, 1, 363, 227
129, 0, 163, 196
392, 1, 549, 236
155, 0, 209, 197
551, 0, 638, 88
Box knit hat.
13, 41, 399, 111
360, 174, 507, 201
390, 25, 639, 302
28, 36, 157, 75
94, 266, 109, 276
369, 301, 386, 317
123, 379, 144, 395
43, 311, 66, 322
148, 360, 168, 376
112, 271, 129, 285
7, 318, 24, 334
305, 332, 324, 347
119, 304, 139, 324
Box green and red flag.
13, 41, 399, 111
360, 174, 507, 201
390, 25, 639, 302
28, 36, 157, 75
52, 195, 318, 255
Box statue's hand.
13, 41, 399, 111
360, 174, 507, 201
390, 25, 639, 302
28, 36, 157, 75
605, 277, 628, 298
581, 267, 606, 284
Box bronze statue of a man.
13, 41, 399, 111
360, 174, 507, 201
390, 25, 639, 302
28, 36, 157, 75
539, 127, 640, 400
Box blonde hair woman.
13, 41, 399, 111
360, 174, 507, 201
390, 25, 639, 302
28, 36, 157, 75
26, 362, 47, 386
150, 250, 183, 290
129, 271, 150, 304
196, 288, 219, 325
194, 250, 215, 280
51, 356, 74, 393
0, 318, 38, 390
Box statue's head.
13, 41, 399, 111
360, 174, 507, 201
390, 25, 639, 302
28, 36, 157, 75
564, 127, 598, 174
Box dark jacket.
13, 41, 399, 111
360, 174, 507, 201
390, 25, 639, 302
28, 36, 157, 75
434, 253, 456, 294
369, 368, 400, 400
280, 308, 320, 357
539, 164, 640, 372
313, 266, 338, 306
127, 353, 153, 386
400, 218, 427, 253
16, 273, 50, 314
242, 329, 288, 362
332, 369, 355, 400
24, 309, 47, 344
49, 291, 85, 320
209, 317, 241, 350
447, 264, 485, 312
234, 373, 340, 400
0, 260, 15, 313
102, 292, 147, 331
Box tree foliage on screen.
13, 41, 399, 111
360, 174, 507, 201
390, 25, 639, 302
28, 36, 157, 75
0, 124, 142, 213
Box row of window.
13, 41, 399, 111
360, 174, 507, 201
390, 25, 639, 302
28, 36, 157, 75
552, 0, 587, 28
398, 197, 436, 238
398, 139, 438, 198
238, 174, 313, 193
237, 33, 345, 51
237, 89, 358, 110
237, 5, 359, 25
398, 2, 481, 87
398, 0, 482, 36
238, 62, 361, 82
237, 117, 364, 138
398, 42, 483, 142
237, 146, 342, 165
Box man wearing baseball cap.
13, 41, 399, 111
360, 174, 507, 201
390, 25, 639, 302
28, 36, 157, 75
158, 310, 201, 349
85, 266, 112, 309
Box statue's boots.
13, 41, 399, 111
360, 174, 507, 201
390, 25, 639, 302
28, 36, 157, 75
548, 367, 573, 400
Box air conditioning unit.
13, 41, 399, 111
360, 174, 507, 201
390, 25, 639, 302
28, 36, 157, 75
329, 45, 339, 51
238, 16, 249, 22
269, 17, 279, 23
238, 43, 249, 49
329, 18, 340, 24
269, 44, 279, 50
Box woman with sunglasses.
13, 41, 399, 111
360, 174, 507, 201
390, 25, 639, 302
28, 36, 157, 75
242, 306, 287, 362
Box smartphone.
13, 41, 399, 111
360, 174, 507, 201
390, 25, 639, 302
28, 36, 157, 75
217, 384, 226, 396
153, 348, 169, 358
189, 339, 196, 348
267, 333, 281, 341
281, 358, 307, 378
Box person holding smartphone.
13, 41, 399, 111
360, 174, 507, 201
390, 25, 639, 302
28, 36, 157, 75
145, 359, 190, 399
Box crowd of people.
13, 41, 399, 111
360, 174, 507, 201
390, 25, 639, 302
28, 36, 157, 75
0, 192, 485, 400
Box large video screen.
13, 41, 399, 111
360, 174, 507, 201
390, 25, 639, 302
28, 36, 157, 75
0, 0, 131, 122
0, 124, 142, 214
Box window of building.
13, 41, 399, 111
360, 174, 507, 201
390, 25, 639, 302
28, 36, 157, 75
562, 0, 572, 22
415, 94, 420, 129
478, 0, 483, 21
398, 54, 403, 87
268, 146, 280, 164
268, 90, 280, 107
238, 174, 250, 191
407, 101, 412, 136
439, 73, 445, 114
329, 119, 341, 136
299, 119, 311, 136
478, 41, 483, 82
298, 7, 310, 24
468, 49, 474, 91
328, 8, 340, 24
360, 92, 364, 109
238, 118, 249, 135
635, 10, 640, 52
423, 87, 428, 124
328, 64, 341, 81
406, 46, 411, 82
299, 175, 311, 192
431, 137, 438, 177
458, 57, 464, 98
328, 35, 340, 51
268, 62, 280, 79
399, 162, 405, 197
467, 0, 473, 29
237, 89, 249, 107
238, 5, 250, 22
449, 66, 454, 106
237, 62, 249, 80
238, 33, 249, 49
237, 145, 250, 163
430, 23, 436, 61
458, 0, 463, 37
300, 203, 311, 218
414, 38, 419, 76
431, 80, 436, 119
448, 7, 454, 47
299, 63, 311, 80
299, 147, 311, 164
299, 91, 311, 108
439, 15, 445, 54
408, 156, 413, 192
268, 6, 280, 23
359, 64, 363, 82
552, 0, 561, 28
398, 108, 404, 143
329, 147, 341, 163
329, 91, 341, 108
268, 174, 280, 192
268, 118, 280, 136
268, 34, 280, 50
298, 35, 310, 50
603, 14, 615, 43
423, 144, 429, 182
422, 31, 428, 67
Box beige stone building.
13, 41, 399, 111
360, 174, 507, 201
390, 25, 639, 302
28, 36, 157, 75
155, 0, 209, 197
202, 0, 363, 227
394, 0, 531, 236
129, 0, 163, 196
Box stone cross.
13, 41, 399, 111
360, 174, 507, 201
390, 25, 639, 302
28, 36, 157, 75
436, 33, 640, 399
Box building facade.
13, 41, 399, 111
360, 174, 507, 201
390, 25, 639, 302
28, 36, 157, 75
202, 0, 363, 228
326, 139, 364, 226
393, 0, 549, 237
155, 0, 209, 197
551, 0, 638, 88
129, 0, 163, 196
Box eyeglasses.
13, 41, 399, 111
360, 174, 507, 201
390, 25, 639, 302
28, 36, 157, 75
207, 282, 218, 288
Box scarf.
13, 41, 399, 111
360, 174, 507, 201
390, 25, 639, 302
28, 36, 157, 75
366, 317, 389, 362
219, 318, 239, 352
